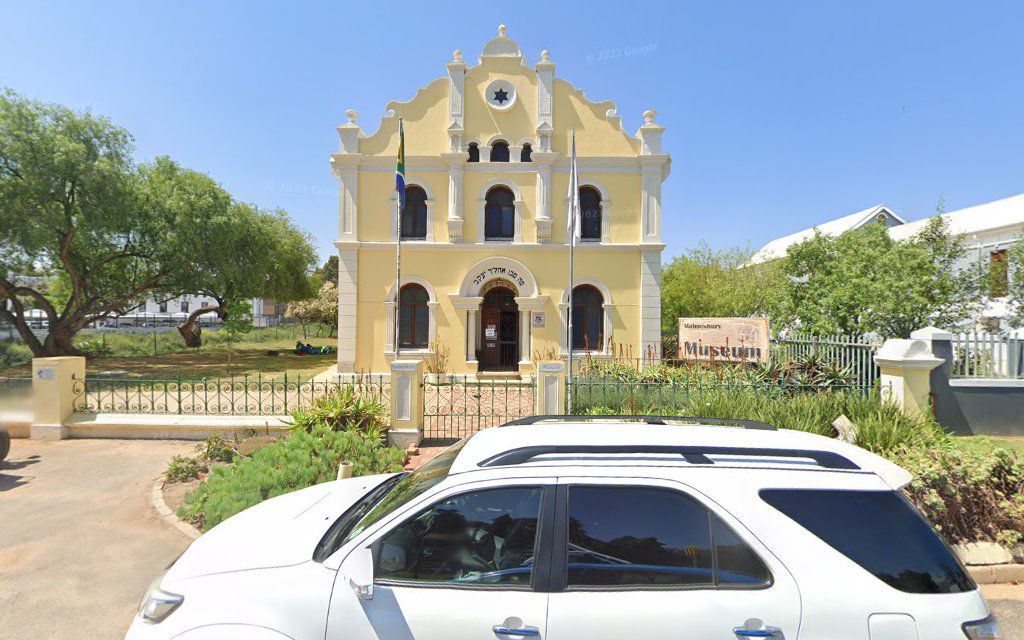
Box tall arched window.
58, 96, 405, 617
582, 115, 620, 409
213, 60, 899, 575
571, 285, 604, 351
398, 284, 430, 348
485, 186, 516, 240
580, 186, 602, 241
401, 185, 428, 240
520, 143, 532, 162
467, 143, 480, 163
489, 141, 510, 162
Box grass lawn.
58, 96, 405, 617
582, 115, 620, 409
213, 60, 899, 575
1, 324, 339, 380
952, 434, 1024, 456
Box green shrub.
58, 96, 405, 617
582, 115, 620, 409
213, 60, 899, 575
198, 434, 236, 463
573, 384, 944, 456
0, 340, 32, 369
286, 386, 388, 438
165, 455, 207, 483
179, 427, 404, 530
894, 443, 1024, 547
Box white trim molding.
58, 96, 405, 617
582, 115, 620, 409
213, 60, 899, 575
457, 256, 539, 298
336, 248, 358, 372
567, 179, 612, 243
640, 251, 662, 361
390, 177, 435, 242
477, 179, 525, 243
384, 277, 438, 356
559, 278, 615, 356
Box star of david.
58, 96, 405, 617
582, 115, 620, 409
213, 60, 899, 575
492, 88, 510, 105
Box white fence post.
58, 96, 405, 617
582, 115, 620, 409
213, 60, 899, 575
874, 339, 943, 419
30, 356, 86, 440
388, 360, 424, 448
535, 360, 567, 415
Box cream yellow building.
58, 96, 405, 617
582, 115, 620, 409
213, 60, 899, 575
331, 25, 670, 375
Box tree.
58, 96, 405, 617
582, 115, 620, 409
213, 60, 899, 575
1006, 240, 1024, 329
285, 281, 338, 338
773, 218, 979, 337
1, 90, 221, 355
173, 202, 317, 347
0, 88, 317, 355
661, 243, 783, 336
316, 255, 338, 287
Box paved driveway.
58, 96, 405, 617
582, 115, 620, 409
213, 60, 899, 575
0, 438, 1022, 639
0, 439, 194, 640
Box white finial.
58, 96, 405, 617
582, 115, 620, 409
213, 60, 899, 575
345, 109, 359, 123
498, 23, 508, 37
541, 49, 550, 61
453, 49, 463, 62
643, 109, 656, 124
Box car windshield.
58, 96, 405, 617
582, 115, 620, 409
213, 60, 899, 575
340, 437, 470, 546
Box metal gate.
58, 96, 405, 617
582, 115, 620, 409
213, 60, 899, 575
422, 375, 535, 441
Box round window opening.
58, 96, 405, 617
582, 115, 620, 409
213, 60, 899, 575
485, 79, 516, 111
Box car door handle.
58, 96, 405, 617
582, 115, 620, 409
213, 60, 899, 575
493, 625, 540, 637
733, 627, 783, 638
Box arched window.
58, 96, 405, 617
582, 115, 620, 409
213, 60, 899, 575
571, 285, 604, 351
489, 141, 510, 162
467, 143, 480, 163
485, 186, 516, 240
580, 186, 602, 241
520, 143, 532, 162
398, 284, 430, 348
401, 185, 428, 240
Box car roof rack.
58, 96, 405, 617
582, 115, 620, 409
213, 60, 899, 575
500, 414, 777, 431
477, 445, 860, 471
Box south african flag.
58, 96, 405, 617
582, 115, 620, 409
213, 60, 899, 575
395, 118, 405, 210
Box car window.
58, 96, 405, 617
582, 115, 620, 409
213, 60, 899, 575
566, 486, 768, 588
375, 486, 543, 587
761, 489, 974, 594
712, 515, 771, 585
342, 438, 470, 546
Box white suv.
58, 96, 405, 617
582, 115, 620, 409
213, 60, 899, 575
127, 416, 999, 640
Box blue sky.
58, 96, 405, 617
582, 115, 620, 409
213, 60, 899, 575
2, 1, 1022, 263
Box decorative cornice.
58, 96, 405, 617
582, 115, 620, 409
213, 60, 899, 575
334, 240, 667, 252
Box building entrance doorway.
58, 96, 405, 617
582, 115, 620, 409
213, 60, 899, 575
479, 283, 519, 371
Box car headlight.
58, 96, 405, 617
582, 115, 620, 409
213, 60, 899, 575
963, 614, 1001, 640
138, 570, 184, 623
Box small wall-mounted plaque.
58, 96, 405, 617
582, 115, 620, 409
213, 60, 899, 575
538, 362, 565, 373
391, 362, 418, 371
532, 312, 545, 328
36, 367, 55, 380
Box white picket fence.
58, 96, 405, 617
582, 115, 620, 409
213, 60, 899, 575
950, 332, 1024, 379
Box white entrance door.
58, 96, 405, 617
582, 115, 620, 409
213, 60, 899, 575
545, 478, 801, 640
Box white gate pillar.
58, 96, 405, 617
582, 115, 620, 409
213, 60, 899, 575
874, 339, 943, 419
388, 360, 424, 448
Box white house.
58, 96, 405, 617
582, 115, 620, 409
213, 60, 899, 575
751, 193, 1024, 329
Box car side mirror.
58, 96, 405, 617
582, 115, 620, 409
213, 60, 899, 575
343, 546, 374, 601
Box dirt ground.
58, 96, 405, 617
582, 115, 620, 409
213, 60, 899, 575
0, 438, 195, 640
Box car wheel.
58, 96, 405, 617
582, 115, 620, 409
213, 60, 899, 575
0, 427, 10, 463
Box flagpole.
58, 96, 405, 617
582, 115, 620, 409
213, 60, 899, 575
566, 130, 577, 412
394, 118, 404, 361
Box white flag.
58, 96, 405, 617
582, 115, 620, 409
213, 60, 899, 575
566, 130, 581, 244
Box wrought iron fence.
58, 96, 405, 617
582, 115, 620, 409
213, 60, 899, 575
569, 377, 874, 416
423, 375, 535, 441
771, 332, 881, 388
72, 372, 390, 416
622, 332, 882, 390
951, 331, 1024, 379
